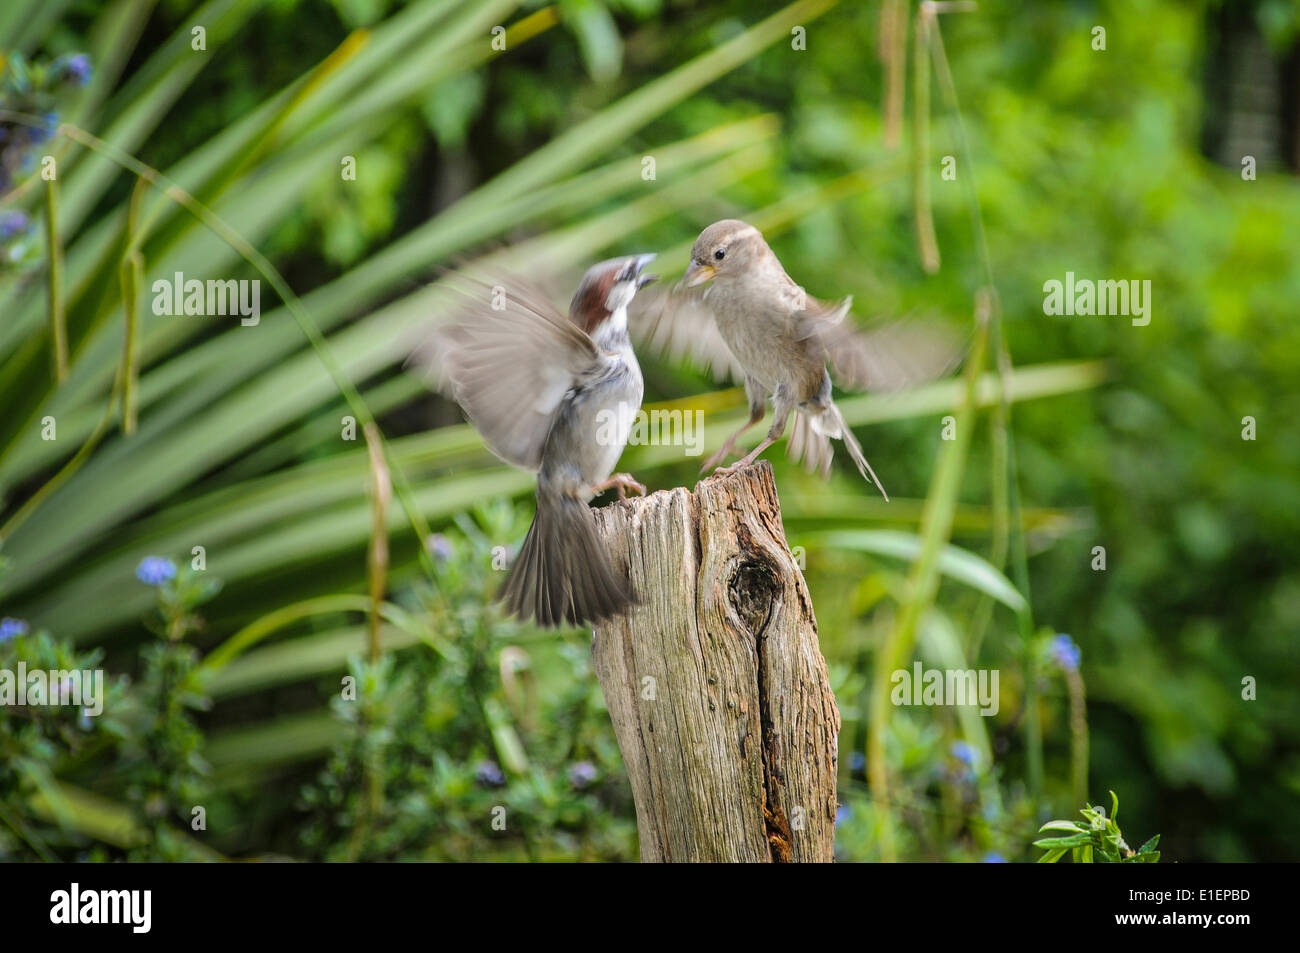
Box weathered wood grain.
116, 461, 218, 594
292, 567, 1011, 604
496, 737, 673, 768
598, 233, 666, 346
591, 461, 840, 862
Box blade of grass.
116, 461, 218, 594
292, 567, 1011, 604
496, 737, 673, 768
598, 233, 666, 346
206, 624, 421, 700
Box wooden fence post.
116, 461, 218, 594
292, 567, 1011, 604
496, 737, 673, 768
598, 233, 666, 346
591, 461, 841, 862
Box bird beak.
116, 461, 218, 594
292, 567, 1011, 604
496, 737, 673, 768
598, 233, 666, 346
681, 260, 716, 288
631, 253, 658, 288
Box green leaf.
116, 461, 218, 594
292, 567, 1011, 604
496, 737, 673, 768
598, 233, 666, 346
813, 529, 1028, 613
562, 0, 623, 81
1032, 833, 1093, 849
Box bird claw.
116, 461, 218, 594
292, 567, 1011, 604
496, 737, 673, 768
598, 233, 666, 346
714, 450, 761, 477
699, 446, 733, 474
598, 473, 647, 501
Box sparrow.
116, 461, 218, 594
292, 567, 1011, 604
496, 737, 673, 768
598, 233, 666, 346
666, 219, 955, 499
425, 255, 658, 627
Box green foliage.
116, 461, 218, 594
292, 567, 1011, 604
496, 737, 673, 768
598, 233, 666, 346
0, 559, 218, 861
1035, 792, 1161, 864
298, 505, 635, 861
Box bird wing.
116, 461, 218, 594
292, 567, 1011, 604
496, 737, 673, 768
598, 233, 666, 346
632, 283, 963, 393
413, 276, 609, 471
629, 283, 747, 383
794, 293, 965, 392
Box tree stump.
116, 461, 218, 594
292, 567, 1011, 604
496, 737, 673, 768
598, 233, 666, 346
591, 461, 841, 862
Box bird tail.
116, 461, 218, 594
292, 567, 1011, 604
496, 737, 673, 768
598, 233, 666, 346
802, 404, 889, 501
499, 493, 635, 627
788, 410, 834, 479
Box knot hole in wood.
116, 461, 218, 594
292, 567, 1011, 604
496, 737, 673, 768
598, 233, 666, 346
728, 556, 779, 637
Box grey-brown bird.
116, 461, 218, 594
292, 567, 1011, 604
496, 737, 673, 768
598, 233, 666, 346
666, 219, 954, 499
424, 255, 657, 627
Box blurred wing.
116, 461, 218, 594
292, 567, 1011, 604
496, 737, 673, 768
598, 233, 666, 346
630, 283, 747, 384
795, 294, 965, 392
413, 277, 605, 471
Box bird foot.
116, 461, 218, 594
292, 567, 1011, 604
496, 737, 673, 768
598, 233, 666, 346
713, 453, 759, 476
699, 445, 736, 474
594, 473, 647, 501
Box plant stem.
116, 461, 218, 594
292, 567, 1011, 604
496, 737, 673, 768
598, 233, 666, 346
364, 423, 391, 664
44, 175, 67, 383
912, 5, 940, 272
119, 176, 147, 435
1066, 667, 1089, 809
880, 0, 908, 149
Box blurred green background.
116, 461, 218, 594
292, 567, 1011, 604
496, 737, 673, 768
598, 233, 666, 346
1, 0, 1298, 862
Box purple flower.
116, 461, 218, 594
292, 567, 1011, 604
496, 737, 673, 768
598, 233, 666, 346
0, 617, 29, 643
426, 533, 453, 563
1051, 634, 1081, 672
135, 556, 177, 586
56, 54, 92, 87
474, 760, 505, 787
0, 211, 29, 242
568, 761, 598, 789
835, 804, 852, 826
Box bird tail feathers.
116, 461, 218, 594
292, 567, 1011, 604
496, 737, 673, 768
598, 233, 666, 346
499, 494, 635, 627
790, 405, 889, 500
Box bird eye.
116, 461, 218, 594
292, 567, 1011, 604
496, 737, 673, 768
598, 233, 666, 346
714, 248, 726, 261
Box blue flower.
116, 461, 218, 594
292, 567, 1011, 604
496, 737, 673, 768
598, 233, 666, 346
835, 804, 852, 826
849, 751, 866, 772
950, 741, 978, 768
0, 617, 29, 643
29, 112, 59, 145
568, 761, 598, 789
1051, 633, 1081, 672
135, 556, 177, 586
982, 851, 1008, 863
0, 210, 29, 242
57, 54, 92, 87
474, 760, 505, 787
